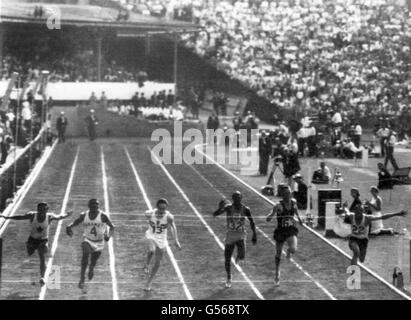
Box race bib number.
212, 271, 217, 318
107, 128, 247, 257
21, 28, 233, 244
150, 221, 167, 234
282, 219, 294, 228
352, 225, 366, 235
90, 226, 97, 237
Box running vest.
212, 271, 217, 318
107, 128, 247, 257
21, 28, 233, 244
350, 214, 370, 239
226, 205, 246, 233
30, 212, 51, 240
83, 210, 106, 241
147, 209, 170, 241
277, 200, 297, 228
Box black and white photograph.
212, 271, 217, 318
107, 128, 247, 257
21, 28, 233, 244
0, 0, 410, 308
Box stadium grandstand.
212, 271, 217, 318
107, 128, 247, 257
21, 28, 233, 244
0, 0, 410, 304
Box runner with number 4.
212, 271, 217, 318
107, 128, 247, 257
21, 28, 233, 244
66, 199, 115, 292
0, 202, 72, 286
144, 198, 181, 292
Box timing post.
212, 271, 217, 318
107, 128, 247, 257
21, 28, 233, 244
305, 166, 313, 227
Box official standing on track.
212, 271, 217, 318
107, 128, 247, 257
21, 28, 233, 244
85, 109, 98, 141
56, 111, 68, 143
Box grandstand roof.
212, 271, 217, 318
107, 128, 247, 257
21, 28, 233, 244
0, 2, 200, 34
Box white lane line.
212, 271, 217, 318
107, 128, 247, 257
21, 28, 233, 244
195, 144, 411, 300
39, 146, 80, 300
100, 146, 119, 300
124, 146, 193, 300
0, 139, 58, 237
188, 163, 336, 300
148, 147, 265, 300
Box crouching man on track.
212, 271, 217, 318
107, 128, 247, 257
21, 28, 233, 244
266, 185, 304, 286
342, 204, 407, 266
144, 199, 181, 292
213, 191, 257, 288
0, 202, 72, 286
66, 199, 115, 292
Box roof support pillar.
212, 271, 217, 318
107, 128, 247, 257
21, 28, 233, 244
97, 35, 102, 81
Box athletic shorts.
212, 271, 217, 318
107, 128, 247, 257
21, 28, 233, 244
26, 237, 48, 253
83, 238, 105, 253
273, 226, 299, 244
145, 230, 167, 250
225, 231, 246, 245
348, 237, 368, 253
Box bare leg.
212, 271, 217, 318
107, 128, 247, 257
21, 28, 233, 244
286, 236, 298, 259
349, 241, 360, 266
224, 243, 235, 287
145, 247, 164, 291
88, 251, 101, 280
38, 244, 48, 285
275, 241, 284, 285
80, 242, 91, 288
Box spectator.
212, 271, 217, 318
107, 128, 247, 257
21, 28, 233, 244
258, 131, 271, 176
377, 162, 394, 189
100, 91, 108, 109
353, 123, 362, 148
384, 131, 399, 171
89, 92, 97, 108
85, 109, 98, 141
346, 188, 362, 213
365, 186, 394, 236
21, 101, 32, 133
376, 124, 390, 157
292, 173, 308, 210
312, 161, 331, 184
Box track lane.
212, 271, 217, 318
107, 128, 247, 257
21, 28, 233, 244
0, 143, 76, 300
45, 141, 112, 300
126, 142, 260, 299
103, 143, 188, 300
186, 157, 406, 300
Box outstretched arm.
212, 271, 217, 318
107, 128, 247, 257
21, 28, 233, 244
245, 208, 257, 245
168, 215, 181, 249
50, 210, 73, 222
369, 210, 407, 221
0, 212, 33, 221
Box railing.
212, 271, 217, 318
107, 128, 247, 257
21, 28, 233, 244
0, 127, 49, 212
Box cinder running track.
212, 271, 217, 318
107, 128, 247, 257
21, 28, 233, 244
0, 138, 408, 300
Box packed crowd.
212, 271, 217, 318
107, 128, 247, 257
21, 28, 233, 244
182, 0, 411, 123
0, 53, 148, 83
119, 0, 195, 21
